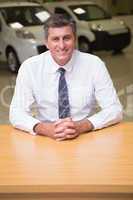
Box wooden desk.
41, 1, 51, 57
0, 122, 133, 200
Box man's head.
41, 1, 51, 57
44, 14, 77, 66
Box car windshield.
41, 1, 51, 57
1, 6, 50, 27
69, 4, 111, 21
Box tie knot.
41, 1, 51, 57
58, 68, 66, 75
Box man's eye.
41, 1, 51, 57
53, 38, 58, 41
64, 36, 71, 41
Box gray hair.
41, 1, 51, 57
43, 13, 76, 40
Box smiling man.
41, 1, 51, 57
10, 14, 123, 141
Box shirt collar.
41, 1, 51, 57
47, 50, 77, 74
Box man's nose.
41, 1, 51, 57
59, 39, 65, 49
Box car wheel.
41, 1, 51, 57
7, 49, 20, 73
79, 38, 91, 53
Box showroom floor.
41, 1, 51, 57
0, 42, 133, 124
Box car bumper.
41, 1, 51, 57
91, 28, 131, 51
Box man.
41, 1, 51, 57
10, 14, 123, 141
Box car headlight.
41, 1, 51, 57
16, 29, 35, 39
119, 20, 126, 26
91, 24, 104, 31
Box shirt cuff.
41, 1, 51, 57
87, 116, 100, 130
30, 120, 41, 135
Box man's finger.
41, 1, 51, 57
66, 133, 78, 139
54, 117, 72, 126
54, 132, 66, 139
64, 128, 76, 135
55, 126, 65, 133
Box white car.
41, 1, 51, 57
0, 2, 50, 72
44, 1, 131, 54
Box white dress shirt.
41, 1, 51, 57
9, 50, 123, 135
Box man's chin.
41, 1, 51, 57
58, 55, 68, 60
57, 54, 67, 58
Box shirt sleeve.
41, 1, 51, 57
87, 59, 123, 130
9, 61, 40, 135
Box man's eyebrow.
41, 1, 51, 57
51, 34, 72, 38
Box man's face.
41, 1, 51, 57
46, 25, 76, 66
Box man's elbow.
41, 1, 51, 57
116, 110, 123, 123
9, 111, 14, 127
108, 105, 123, 127
9, 106, 17, 127
112, 102, 123, 123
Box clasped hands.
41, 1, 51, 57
34, 117, 80, 141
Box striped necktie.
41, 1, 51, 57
58, 68, 70, 118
